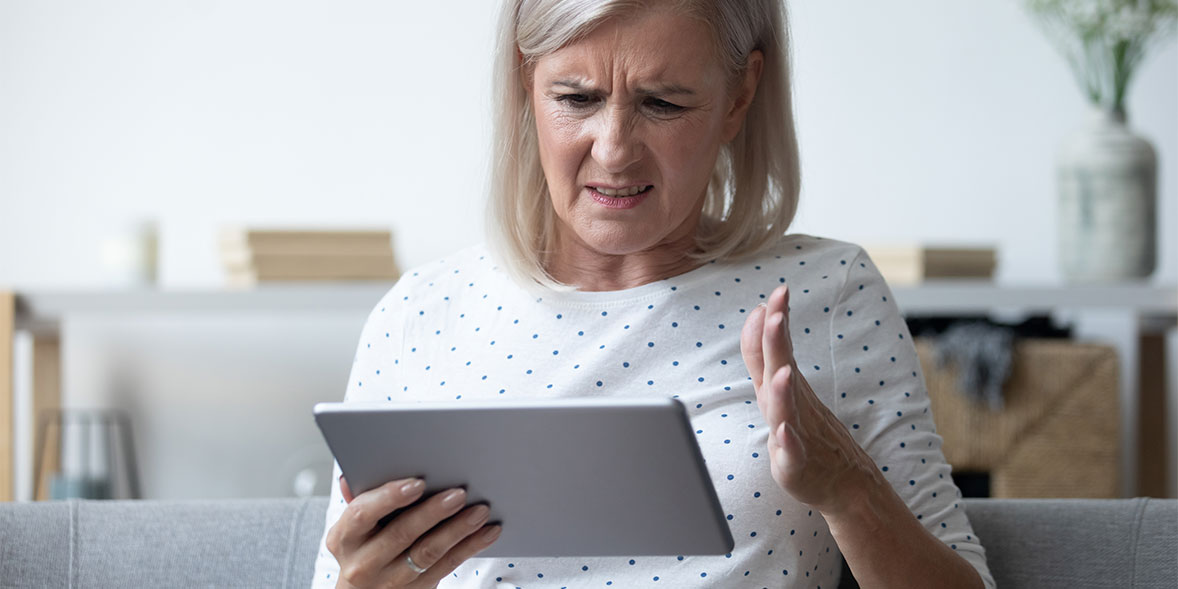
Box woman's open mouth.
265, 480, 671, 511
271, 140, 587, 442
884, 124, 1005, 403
587, 185, 653, 209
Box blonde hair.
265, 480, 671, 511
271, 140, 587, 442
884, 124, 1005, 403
486, 0, 800, 289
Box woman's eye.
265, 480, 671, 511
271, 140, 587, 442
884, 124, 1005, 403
645, 98, 683, 114
555, 94, 594, 108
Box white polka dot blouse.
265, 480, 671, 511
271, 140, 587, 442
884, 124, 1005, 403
312, 234, 995, 588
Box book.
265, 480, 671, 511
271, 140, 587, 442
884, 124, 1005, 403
219, 227, 400, 286
223, 252, 399, 277
219, 228, 393, 257
224, 254, 400, 287
863, 245, 996, 285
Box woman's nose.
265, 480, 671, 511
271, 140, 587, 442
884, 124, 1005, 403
590, 107, 643, 173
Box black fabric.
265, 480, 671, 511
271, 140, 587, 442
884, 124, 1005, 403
906, 316, 1070, 409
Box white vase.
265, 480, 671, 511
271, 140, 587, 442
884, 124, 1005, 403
1057, 106, 1157, 282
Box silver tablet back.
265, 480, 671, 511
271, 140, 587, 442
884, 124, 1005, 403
314, 397, 734, 557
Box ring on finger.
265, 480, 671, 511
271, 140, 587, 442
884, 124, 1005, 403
405, 552, 428, 574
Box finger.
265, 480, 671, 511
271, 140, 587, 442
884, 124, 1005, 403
774, 421, 806, 478
386, 503, 491, 585
413, 524, 503, 588
357, 487, 469, 583
400, 504, 490, 573
762, 364, 790, 434
764, 284, 789, 331
340, 475, 354, 503
771, 366, 806, 476
740, 303, 767, 392
772, 364, 801, 433
329, 478, 425, 557
761, 288, 794, 380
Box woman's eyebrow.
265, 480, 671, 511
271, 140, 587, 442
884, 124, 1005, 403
551, 79, 697, 96
638, 83, 696, 97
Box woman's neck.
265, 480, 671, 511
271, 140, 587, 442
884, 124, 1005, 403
545, 228, 706, 292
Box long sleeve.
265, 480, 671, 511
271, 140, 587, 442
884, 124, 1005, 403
830, 248, 995, 589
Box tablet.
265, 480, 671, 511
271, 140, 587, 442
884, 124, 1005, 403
313, 397, 734, 558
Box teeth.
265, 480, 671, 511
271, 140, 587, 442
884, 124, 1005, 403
593, 185, 647, 197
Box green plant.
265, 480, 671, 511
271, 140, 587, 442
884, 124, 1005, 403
1024, 0, 1177, 112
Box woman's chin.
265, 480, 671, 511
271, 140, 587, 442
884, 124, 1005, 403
569, 226, 688, 259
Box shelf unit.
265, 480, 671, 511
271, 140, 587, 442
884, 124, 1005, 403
3, 282, 1176, 500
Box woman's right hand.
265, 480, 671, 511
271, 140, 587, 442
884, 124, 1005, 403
326, 476, 502, 588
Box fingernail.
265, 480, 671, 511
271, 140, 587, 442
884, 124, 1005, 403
482, 525, 502, 543
467, 504, 490, 525
441, 488, 467, 508
401, 479, 425, 495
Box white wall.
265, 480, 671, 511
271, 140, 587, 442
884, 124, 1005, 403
2, 0, 1176, 499
1, 0, 1175, 287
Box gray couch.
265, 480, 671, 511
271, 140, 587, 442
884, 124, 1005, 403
1, 497, 1174, 588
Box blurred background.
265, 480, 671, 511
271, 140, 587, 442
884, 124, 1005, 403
1, 1, 1175, 502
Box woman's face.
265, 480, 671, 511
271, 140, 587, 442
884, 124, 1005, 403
528, 8, 755, 261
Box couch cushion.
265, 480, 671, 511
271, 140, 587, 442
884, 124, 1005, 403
0, 500, 71, 587
0, 497, 325, 588
4, 497, 1175, 588
963, 498, 1176, 588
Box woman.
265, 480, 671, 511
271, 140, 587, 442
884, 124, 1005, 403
314, 0, 994, 587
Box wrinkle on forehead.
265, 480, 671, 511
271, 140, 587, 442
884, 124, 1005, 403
537, 8, 724, 96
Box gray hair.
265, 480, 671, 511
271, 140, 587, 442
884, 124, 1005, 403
486, 0, 801, 289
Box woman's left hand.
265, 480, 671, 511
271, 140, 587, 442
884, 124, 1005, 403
740, 285, 884, 516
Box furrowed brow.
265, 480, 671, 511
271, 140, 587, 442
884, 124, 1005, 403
550, 79, 697, 97
638, 84, 697, 97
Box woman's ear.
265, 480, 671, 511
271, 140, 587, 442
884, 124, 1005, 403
723, 50, 764, 143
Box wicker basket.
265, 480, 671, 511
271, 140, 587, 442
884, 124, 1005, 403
916, 338, 1120, 498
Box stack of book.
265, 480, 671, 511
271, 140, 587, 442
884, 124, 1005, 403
220, 228, 399, 286
863, 245, 997, 285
